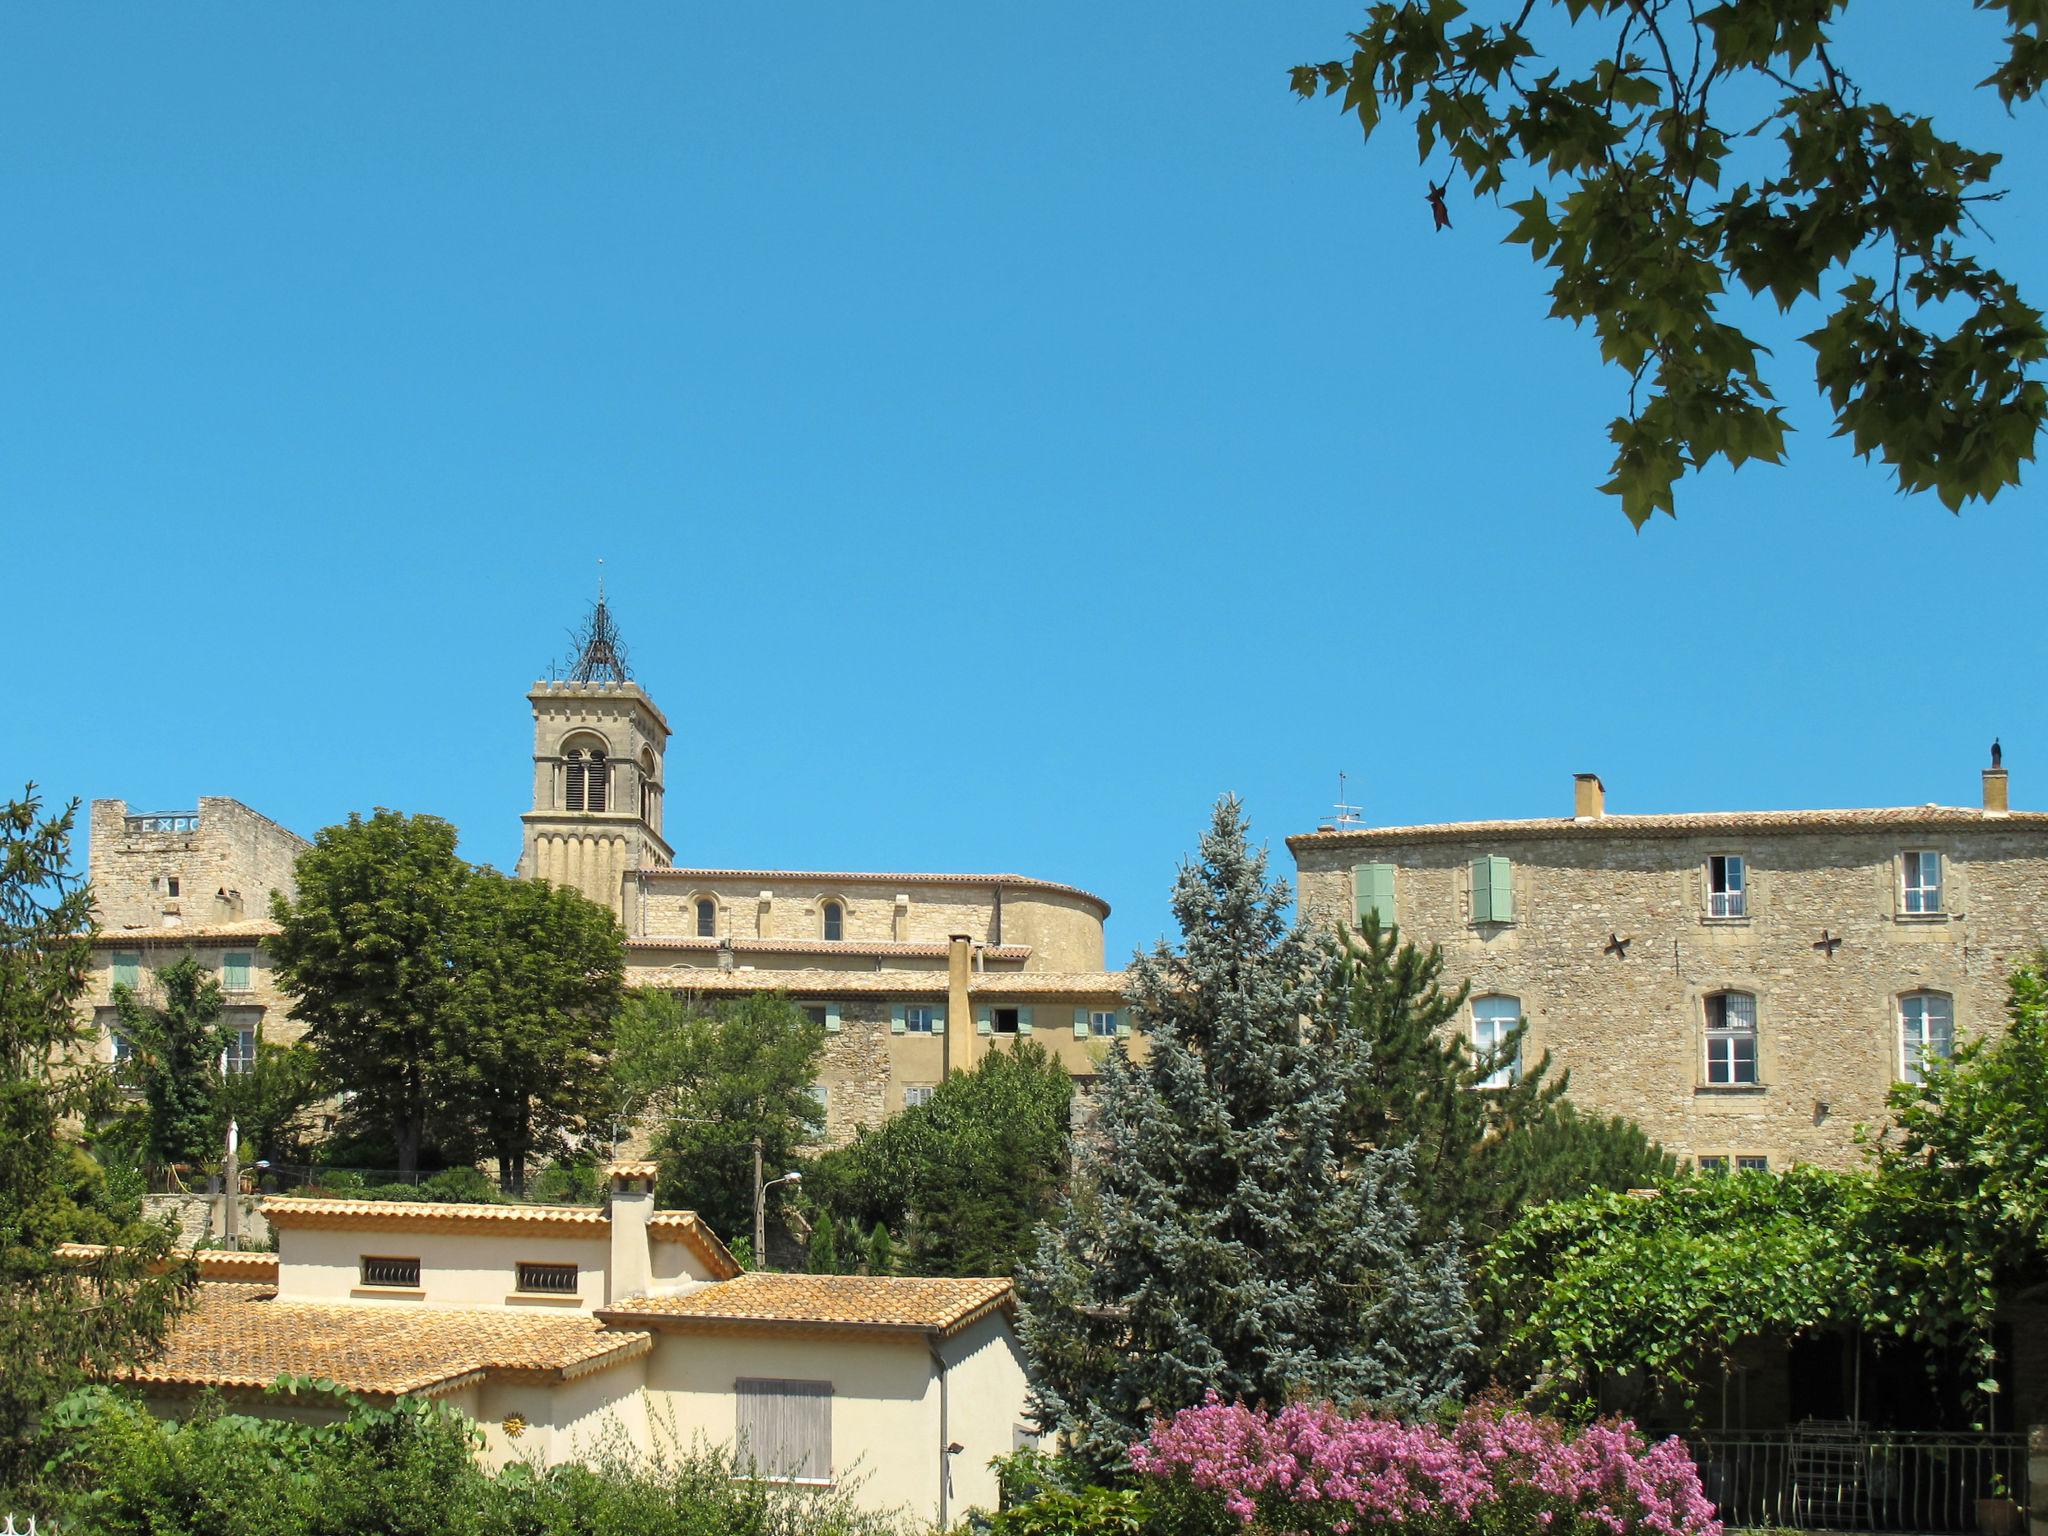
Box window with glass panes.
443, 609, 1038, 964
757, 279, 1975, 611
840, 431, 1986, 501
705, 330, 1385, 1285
1704, 992, 1758, 1084
904, 1005, 936, 1034
223, 1026, 257, 1076
1470, 996, 1522, 1088
1899, 992, 1955, 1083
1707, 855, 1746, 917
1902, 851, 1943, 913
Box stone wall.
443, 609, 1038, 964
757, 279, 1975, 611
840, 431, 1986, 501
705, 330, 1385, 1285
1292, 817, 2048, 1168
89, 797, 307, 934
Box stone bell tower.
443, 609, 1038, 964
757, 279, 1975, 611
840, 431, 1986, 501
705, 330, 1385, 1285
519, 591, 672, 925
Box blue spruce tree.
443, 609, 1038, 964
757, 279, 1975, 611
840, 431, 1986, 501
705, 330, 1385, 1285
1017, 796, 1474, 1465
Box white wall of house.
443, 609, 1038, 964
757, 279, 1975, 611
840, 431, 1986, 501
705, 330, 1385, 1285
936, 1310, 1032, 1515
641, 1328, 944, 1522
279, 1225, 613, 1308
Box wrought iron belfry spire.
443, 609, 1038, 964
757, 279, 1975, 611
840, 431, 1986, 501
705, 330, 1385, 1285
562, 565, 631, 684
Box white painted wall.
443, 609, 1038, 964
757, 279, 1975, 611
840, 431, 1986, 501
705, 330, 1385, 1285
277, 1224, 611, 1309
936, 1311, 1033, 1518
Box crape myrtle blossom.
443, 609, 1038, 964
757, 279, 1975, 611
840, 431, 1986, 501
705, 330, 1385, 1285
1130, 1395, 1721, 1536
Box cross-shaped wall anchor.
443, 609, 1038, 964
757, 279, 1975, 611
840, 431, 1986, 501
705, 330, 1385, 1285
1604, 932, 1632, 959
1813, 930, 1843, 958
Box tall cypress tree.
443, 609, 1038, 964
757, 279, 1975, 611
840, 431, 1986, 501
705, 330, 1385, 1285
1017, 797, 1474, 1467
1325, 915, 1673, 1254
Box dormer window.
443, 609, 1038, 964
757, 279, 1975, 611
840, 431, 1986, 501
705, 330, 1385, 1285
822, 901, 844, 942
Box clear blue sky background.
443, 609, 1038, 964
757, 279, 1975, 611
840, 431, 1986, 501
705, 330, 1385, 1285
5, 3, 2042, 960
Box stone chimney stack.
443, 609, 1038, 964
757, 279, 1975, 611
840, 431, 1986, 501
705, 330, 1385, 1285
1573, 773, 1606, 821
1984, 740, 2009, 816
605, 1161, 658, 1303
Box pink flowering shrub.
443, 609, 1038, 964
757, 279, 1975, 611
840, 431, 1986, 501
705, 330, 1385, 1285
1129, 1396, 1721, 1536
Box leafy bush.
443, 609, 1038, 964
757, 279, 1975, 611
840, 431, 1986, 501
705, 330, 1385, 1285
23, 1384, 907, 1536
1128, 1396, 1721, 1536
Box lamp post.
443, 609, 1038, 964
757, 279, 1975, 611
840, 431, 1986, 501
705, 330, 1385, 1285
752, 1135, 801, 1266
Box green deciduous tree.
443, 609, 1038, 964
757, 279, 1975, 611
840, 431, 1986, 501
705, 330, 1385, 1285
113, 955, 228, 1169
1293, 1, 2047, 523
0, 788, 194, 1478
612, 990, 825, 1249
1017, 797, 1475, 1468
806, 1042, 1074, 1277
1327, 915, 1673, 1253
220, 1041, 325, 1164
444, 871, 625, 1193
269, 811, 469, 1175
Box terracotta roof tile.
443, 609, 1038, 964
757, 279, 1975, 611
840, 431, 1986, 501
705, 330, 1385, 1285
257, 1199, 739, 1277
1287, 805, 2048, 850
121, 1282, 651, 1397
600, 1273, 1014, 1337
625, 937, 1034, 961
641, 867, 1110, 914
91, 920, 281, 947
55, 1242, 279, 1282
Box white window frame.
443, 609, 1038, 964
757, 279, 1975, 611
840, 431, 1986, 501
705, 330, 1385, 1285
1706, 854, 1747, 918
1901, 850, 1944, 915
1899, 991, 1956, 1084
904, 1005, 936, 1035
1734, 1155, 1770, 1173
1469, 995, 1523, 1089
222, 1026, 257, 1076
1088, 1009, 1119, 1038
903, 1084, 935, 1108
1703, 991, 1759, 1086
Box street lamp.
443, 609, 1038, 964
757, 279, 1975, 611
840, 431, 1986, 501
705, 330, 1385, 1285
752, 1134, 801, 1265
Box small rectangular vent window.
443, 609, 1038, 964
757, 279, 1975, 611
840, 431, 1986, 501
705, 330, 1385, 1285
516, 1262, 578, 1295
361, 1256, 420, 1288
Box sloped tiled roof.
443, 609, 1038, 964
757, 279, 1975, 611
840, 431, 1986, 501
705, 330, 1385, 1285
641, 867, 1110, 913
90, 919, 281, 947
120, 1283, 652, 1397
55, 1242, 278, 1283
600, 1272, 1015, 1338
1288, 805, 2048, 850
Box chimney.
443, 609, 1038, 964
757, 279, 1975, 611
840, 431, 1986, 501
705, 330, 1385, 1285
605, 1161, 658, 1303
1573, 773, 1606, 821
948, 933, 973, 1074
1984, 739, 2009, 816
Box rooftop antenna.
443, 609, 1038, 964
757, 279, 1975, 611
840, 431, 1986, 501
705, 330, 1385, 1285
1333, 771, 1366, 827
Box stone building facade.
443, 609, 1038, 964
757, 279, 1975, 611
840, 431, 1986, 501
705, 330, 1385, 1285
513, 606, 1132, 1144
82, 798, 309, 1070
1288, 759, 2048, 1169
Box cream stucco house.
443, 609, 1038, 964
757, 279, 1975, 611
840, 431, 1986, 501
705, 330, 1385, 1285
71, 1164, 1030, 1525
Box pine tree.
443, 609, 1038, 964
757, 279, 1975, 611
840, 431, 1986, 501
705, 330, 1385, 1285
113, 955, 228, 1169
0, 789, 195, 1477
863, 1221, 896, 1277
807, 1211, 842, 1275
1325, 915, 1672, 1253
1017, 797, 1475, 1467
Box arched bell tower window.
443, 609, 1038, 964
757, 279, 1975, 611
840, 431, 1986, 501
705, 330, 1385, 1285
822, 900, 844, 942
696, 897, 718, 938
563, 743, 609, 813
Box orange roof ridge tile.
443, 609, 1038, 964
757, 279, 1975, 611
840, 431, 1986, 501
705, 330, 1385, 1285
599, 1272, 1015, 1338
1288, 804, 2048, 848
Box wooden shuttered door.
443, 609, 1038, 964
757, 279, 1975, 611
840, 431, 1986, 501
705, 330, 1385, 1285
736, 1378, 832, 1481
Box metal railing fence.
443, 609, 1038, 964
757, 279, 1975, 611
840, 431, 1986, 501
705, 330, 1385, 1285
1683, 1426, 2026, 1533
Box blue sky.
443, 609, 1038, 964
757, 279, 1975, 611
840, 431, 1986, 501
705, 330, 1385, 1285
5, 3, 2042, 960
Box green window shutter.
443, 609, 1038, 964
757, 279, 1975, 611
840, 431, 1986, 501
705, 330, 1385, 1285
890, 1004, 906, 1036
1018, 1006, 1034, 1035
975, 1006, 993, 1037
223, 952, 252, 990
1074, 1007, 1090, 1039
1469, 858, 1493, 923
1115, 1010, 1132, 1039
824, 1002, 842, 1034
1488, 856, 1514, 922
1353, 864, 1396, 928
113, 953, 140, 989
931, 1006, 946, 1035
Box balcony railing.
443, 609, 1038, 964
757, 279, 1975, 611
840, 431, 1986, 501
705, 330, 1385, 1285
1682, 1426, 2027, 1532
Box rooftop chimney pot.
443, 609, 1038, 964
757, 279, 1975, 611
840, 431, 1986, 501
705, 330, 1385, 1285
1984, 742, 2010, 816
1573, 773, 1606, 821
